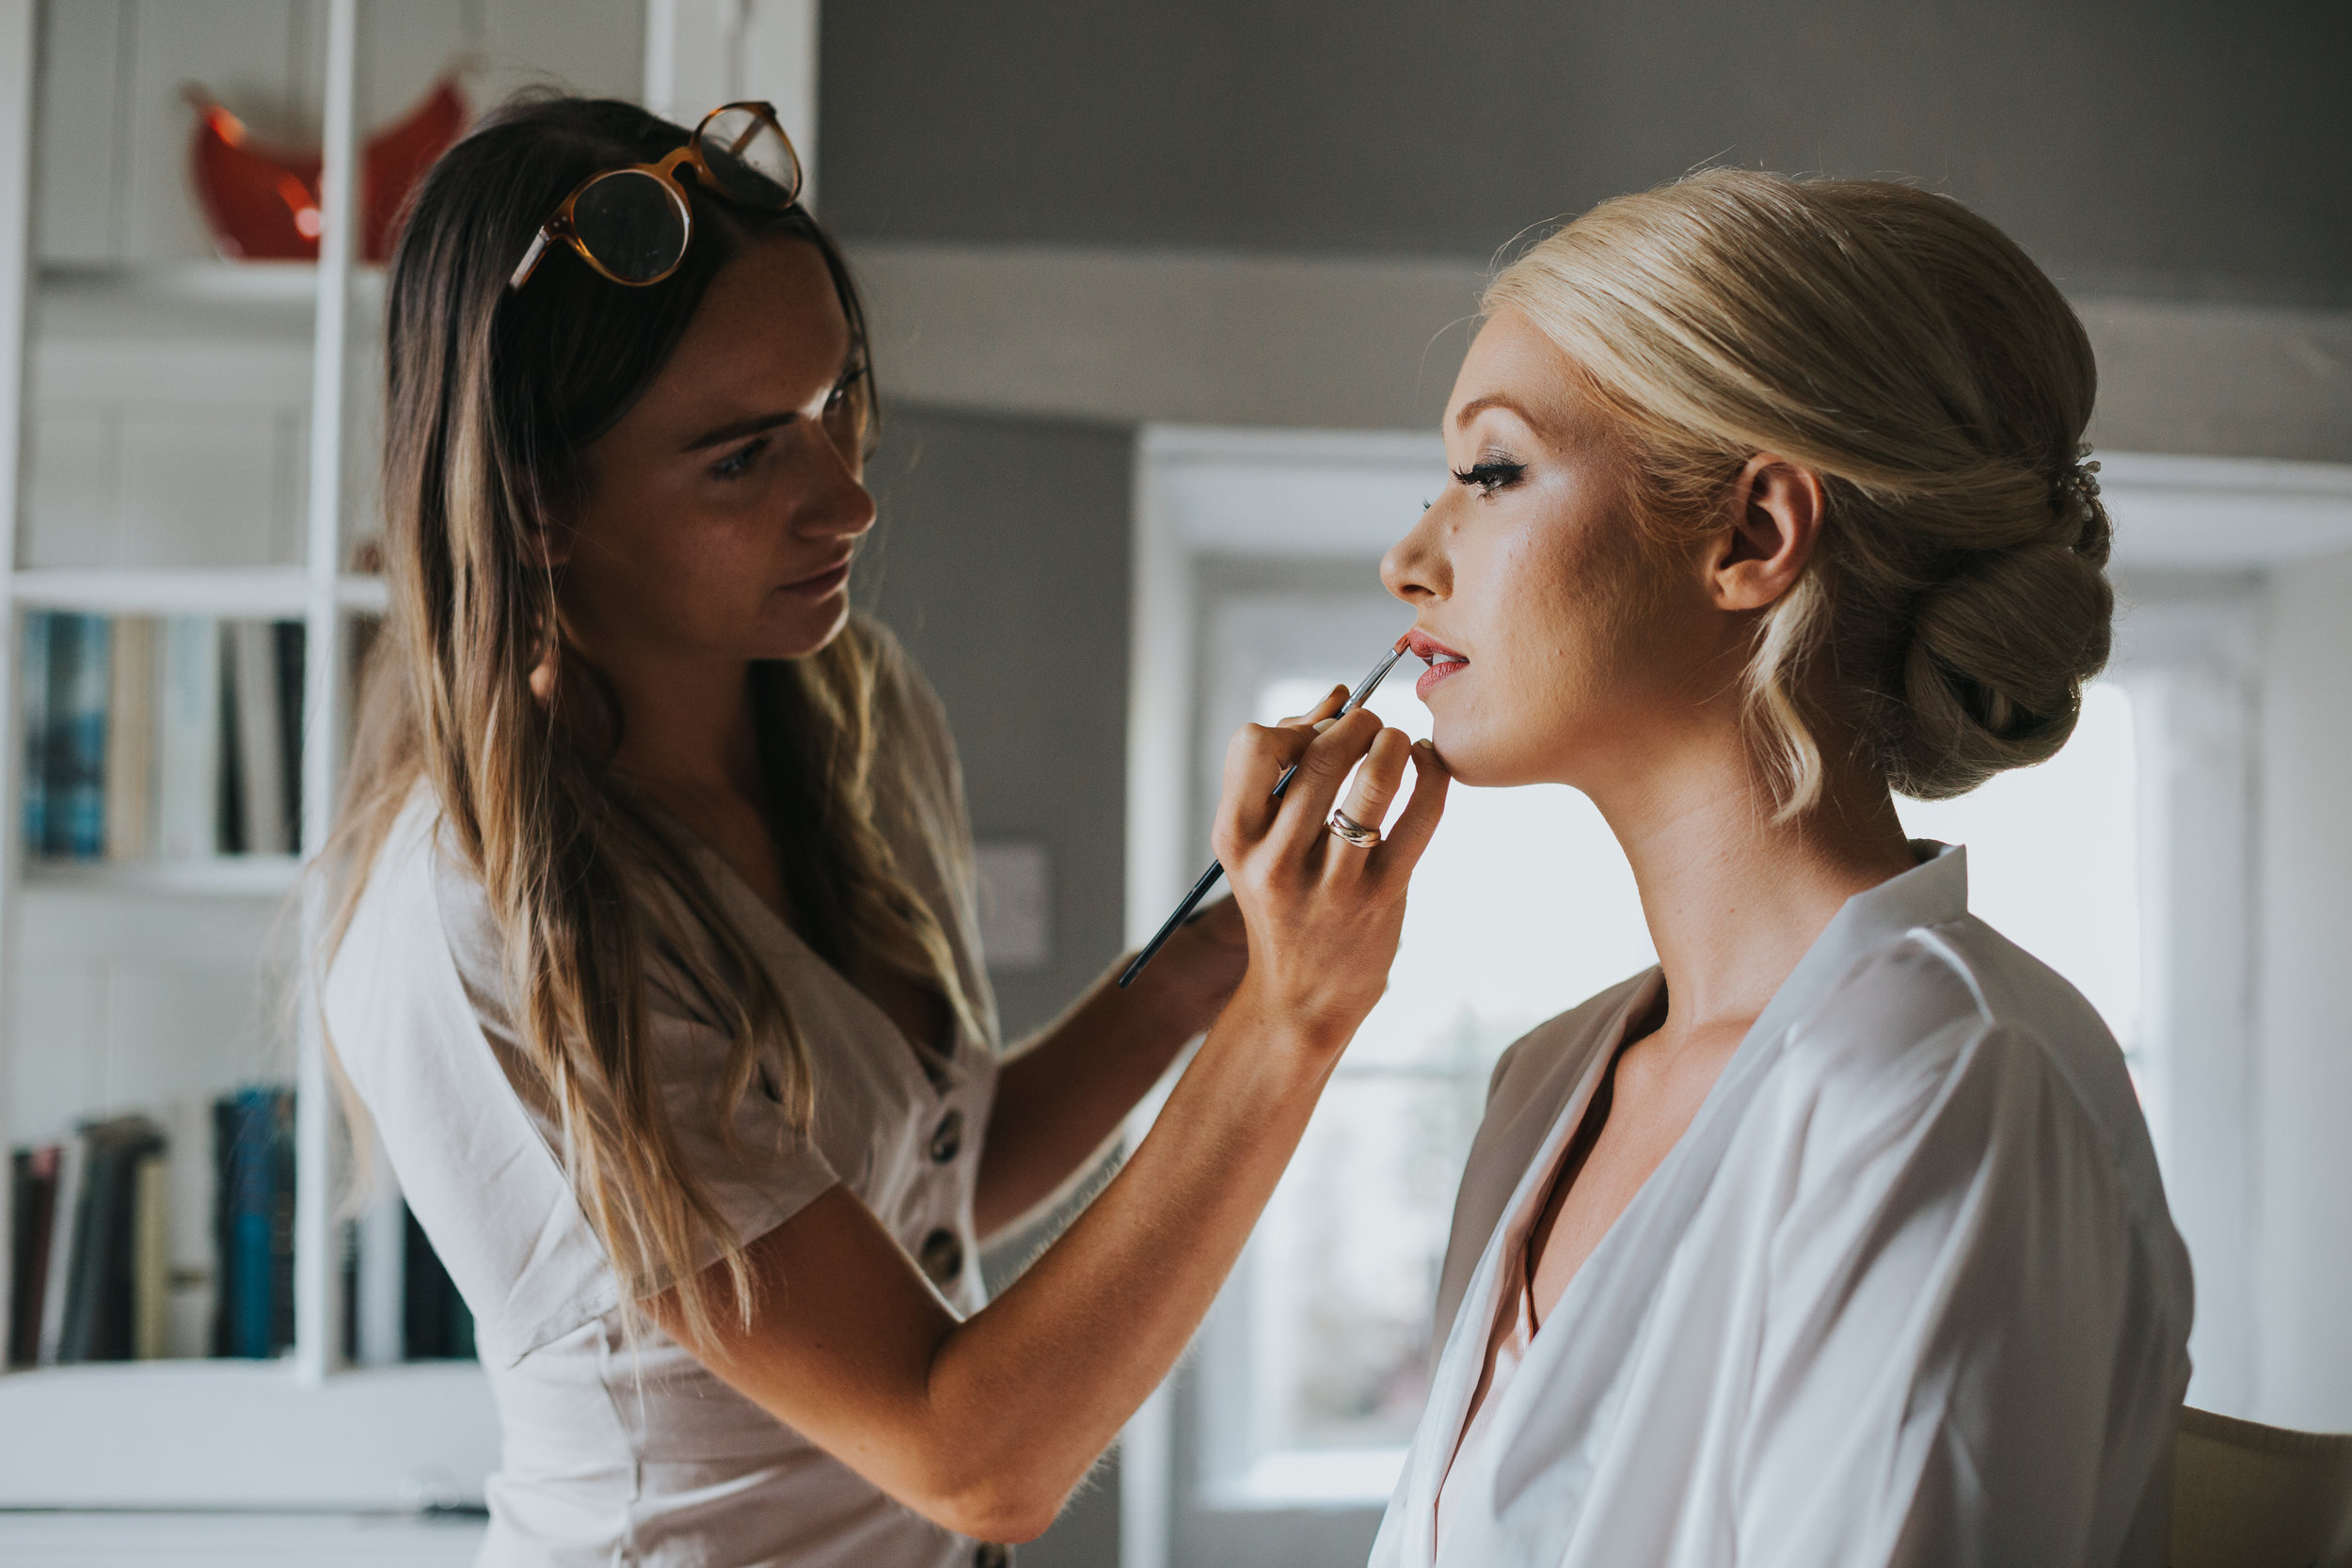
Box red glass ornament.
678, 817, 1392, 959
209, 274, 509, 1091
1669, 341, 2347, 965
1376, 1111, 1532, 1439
187, 75, 469, 263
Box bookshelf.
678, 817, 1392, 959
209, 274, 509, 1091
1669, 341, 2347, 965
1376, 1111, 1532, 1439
0, 0, 803, 1534
0, 0, 650, 1524
0, 0, 448, 1510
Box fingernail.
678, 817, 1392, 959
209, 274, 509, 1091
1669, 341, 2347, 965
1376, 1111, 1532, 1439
1313, 717, 1339, 733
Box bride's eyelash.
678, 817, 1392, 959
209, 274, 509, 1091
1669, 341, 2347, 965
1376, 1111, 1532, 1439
1452, 459, 1527, 497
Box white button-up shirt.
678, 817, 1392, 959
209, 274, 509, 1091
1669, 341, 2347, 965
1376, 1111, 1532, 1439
1374, 843, 2193, 1568
326, 631, 1000, 1568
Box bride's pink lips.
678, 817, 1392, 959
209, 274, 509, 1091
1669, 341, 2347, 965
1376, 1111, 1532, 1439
1405, 629, 1470, 700
778, 556, 852, 599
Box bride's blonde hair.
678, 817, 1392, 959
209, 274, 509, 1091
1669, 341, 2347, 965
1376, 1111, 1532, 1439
1487, 169, 2114, 813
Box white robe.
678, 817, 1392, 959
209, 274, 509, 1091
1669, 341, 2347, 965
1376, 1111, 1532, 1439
1371, 844, 2193, 1568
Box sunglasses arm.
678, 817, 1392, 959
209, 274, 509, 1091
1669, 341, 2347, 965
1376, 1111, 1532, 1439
508, 228, 554, 292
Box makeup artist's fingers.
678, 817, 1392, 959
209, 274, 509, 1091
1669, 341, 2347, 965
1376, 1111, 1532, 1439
1328, 728, 1414, 847
1216, 721, 1318, 845
1263, 709, 1383, 861
1275, 684, 1350, 730
1215, 722, 1433, 1045
1368, 741, 1451, 873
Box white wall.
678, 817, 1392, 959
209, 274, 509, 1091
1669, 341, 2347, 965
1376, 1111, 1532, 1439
2255, 546, 2352, 1428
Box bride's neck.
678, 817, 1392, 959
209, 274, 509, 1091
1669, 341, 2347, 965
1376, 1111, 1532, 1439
1591, 719, 1915, 1034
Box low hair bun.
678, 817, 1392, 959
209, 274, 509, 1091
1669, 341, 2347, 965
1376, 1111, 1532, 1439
1885, 537, 2114, 800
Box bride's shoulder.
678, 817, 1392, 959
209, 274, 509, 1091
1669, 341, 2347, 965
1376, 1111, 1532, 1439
1486, 968, 1661, 1109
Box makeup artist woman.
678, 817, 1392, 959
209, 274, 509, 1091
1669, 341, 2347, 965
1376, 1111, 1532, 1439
319, 96, 1446, 1568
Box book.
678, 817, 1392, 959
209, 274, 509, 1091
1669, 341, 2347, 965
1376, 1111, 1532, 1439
42, 614, 110, 860
155, 616, 224, 862
403, 1203, 475, 1360
214, 1087, 294, 1359
161, 1095, 218, 1360
56, 1116, 166, 1364
133, 1151, 169, 1360
19, 613, 48, 850
352, 1184, 405, 1367
273, 620, 306, 850
35, 1134, 85, 1365
7, 1153, 30, 1364
226, 622, 288, 856
7, 1147, 59, 1368
103, 617, 156, 861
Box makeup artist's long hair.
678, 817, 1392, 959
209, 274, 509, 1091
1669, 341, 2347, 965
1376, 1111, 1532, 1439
324, 93, 975, 1341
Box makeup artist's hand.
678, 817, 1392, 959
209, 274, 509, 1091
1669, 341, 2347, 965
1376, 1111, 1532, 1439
1123, 893, 1248, 1028
1211, 685, 1449, 1049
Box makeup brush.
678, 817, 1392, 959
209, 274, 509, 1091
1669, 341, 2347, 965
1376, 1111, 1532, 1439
1117, 635, 1412, 989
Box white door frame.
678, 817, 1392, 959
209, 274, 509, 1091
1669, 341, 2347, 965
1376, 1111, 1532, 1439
643, 0, 820, 207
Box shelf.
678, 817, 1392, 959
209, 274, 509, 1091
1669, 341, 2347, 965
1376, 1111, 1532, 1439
40, 260, 324, 304
0, 1510, 486, 1567
22, 855, 302, 898
0, 1359, 498, 1510
30, 261, 388, 344
8, 568, 387, 617
0, 1355, 300, 1387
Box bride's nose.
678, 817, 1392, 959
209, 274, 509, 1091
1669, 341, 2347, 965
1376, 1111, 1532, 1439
1381, 506, 1452, 606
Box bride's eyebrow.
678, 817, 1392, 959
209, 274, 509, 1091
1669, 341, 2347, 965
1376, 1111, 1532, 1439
1453, 392, 1536, 431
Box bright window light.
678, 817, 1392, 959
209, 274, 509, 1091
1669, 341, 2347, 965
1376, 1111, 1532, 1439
1238, 677, 1654, 1497
1897, 682, 2141, 1049
1897, 681, 2150, 1127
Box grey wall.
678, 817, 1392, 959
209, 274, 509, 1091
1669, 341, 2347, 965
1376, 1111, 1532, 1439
823, 0, 2352, 307
856, 404, 1132, 1568
857, 407, 1134, 1040
822, 2, 2352, 467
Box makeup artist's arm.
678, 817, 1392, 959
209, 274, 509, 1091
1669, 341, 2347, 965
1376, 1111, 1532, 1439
649, 710, 1447, 1544
972, 897, 1246, 1238
971, 681, 1354, 1240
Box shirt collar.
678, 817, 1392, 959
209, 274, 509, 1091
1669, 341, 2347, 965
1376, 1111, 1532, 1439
1739, 840, 1968, 1054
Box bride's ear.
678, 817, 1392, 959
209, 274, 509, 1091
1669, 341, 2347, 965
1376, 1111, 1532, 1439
1704, 454, 1822, 612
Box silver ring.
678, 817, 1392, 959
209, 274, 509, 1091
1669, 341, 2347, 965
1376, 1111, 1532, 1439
1327, 808, 1383, 849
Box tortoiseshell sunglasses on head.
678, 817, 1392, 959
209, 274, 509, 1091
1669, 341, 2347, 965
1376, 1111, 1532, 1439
507, 102, 803, 291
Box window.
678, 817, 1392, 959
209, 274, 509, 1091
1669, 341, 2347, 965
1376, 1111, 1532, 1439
1896, 685, 2151, 1136
1202, 643, 1652, 1506
1125, 427, 2296, 1568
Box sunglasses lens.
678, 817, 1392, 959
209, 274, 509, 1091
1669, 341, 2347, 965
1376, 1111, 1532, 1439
571, 169, 688, 282
698, 107, 802, 207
